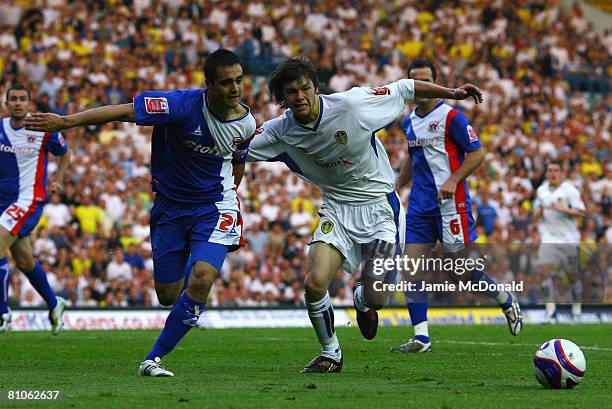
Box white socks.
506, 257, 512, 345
306, 292, 341, 360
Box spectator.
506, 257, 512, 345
106, 249, 133, 282
74, 194, 104, 235
42, 193, 72, 228
477, 191, 499, 236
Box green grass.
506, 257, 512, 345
1, 324, 611, 409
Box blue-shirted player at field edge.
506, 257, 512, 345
392, 59, 522, 353
0, 84, 70, 334
24, 49, 256, 376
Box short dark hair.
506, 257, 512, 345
204, 49, 242, 84
546, 159, 563, 170
6, 83, 31, 101
407, 59, 437, 81
268, 57, 319, 107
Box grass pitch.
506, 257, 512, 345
1, 324, 610, 409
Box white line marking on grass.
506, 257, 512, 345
437, 339, 612, 352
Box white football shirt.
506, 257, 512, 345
535, 180, 585, 243
247, 79, 415, 203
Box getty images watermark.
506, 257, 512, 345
371, 255, 524, 293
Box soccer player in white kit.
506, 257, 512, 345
0, 84, 70, 334
246, 57, 483, 372
533, 160, 586, 321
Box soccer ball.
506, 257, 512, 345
533, 339, 586, 389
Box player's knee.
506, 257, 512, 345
157, 293, 177, 307
304, 274, 327, 298
188, 263, 217, 291
156, 289, 180, 307
14, 257, 35, 273
155, 283, 182, 306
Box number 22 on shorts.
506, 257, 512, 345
6, 204, 26, 222
218, 213, 235, 232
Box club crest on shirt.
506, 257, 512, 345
369, 86, 391, 95
467, 125, 479, 142
334, 130, 348, 145
321, 220, 334, 234
27, 135, 37, 143
144, 97, 169, 114
428, 121, 439, 133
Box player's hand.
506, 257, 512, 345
437, 179, 456, 201
24, 113, 70, 132
452, 84, 483, 104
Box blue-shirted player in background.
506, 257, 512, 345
25, 49, 256, 376
393, 59, 522, 353
0, 84, 70, 335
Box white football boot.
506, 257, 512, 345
49, 296, 67, 335
390, 338, 432, 353
503, 294, 523, 335
0, 310, 12, 333
139, 357, 175, 377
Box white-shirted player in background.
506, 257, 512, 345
533, 160, 586, 322
392, 59, 522, 353
247, 57, 483, 372
0, 84, 70, 334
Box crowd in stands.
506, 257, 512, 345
0, 0, 610, 308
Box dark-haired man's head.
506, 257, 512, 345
204, 49, 245, 111
5, 84, 31, 120
545, 160, 563, 187
407, 59, 437, 105
268, 57, 320, 123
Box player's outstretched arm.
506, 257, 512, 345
24, 103, 135, 132
413, 80, 483, 104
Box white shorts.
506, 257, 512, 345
311, 192, 405, 273
0, 199, 43, 237
536, 244, 580, 274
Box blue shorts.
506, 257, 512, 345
405, 211, 478, 252
0, 201, 44, 238
150, 195, 242, 284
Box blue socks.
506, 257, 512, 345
146, 291, 205, 360
0, 258, 10, 314
23, 262, 57, 310
405, 281, 429, 343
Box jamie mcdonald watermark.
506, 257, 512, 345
373, 280, 524, 293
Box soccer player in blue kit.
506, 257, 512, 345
25, 49, 256, 376
392, 59, 522, 353
0, 84, 70, 335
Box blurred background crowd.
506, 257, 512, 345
0, 0, 610, 308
